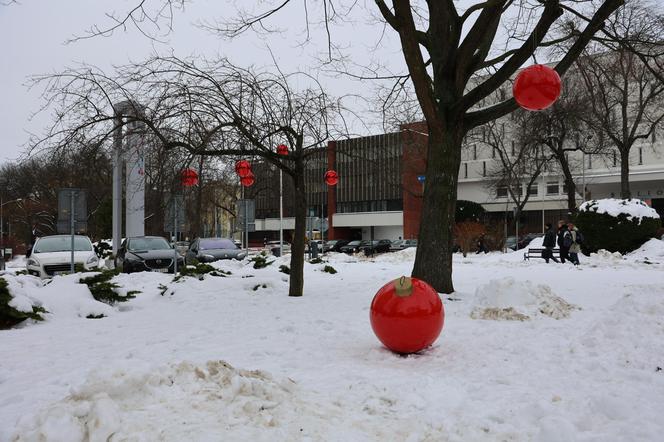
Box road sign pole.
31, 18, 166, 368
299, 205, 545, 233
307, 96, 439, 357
174, 196, 178, 275
70, 190, 76, 274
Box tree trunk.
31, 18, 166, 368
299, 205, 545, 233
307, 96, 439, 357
620, 149, 631, 199
411, 125, 463, 294
288, 158, 307, 297
558, 157, 577, 213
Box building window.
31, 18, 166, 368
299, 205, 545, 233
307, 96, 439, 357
482, 161, 486, 177
496, 186, 508, 198
528, 185, 538, 196
464, 163, 468, 178
546, 182, 559, 195
473, 144, 477, 160
639, 147, 643, 165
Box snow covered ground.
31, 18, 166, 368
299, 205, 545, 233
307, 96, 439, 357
2, 243, 664, 441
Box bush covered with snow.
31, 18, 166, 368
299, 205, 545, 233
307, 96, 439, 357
576, 198, 661, 254
0, 276, 46, 328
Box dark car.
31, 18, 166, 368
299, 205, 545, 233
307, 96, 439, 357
323, 239, 350, 252
115, 236, 184, 273
361, 239, 392, 256
339, 240, 366, 254
186, 238, 248, 264
390, 239, 418, 252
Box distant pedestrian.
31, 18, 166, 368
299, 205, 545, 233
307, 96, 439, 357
476, 234, 489, 254
542, 223, 559, 263
557, 220, 569, 264
565, 223, 582, 265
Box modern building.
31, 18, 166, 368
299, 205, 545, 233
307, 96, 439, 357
245, 120, 663, 243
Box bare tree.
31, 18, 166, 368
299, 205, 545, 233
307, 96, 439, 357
32, 56, 347, 297
565, 1, 664, 199
482, 118, 551, 235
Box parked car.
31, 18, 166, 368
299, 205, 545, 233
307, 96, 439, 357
26, 235, 99, 278
361, 239, 392, 256
266, 240, 291, 256
323, 239, 350, 252
185, 238, 247, 264
390, 239, 418, 251
115, 236, 184, 273
339, 240, 367, 254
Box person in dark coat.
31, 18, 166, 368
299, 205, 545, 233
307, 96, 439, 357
542, 223, 559, 263
476, 234, 489, 254
557, 220, 569, 264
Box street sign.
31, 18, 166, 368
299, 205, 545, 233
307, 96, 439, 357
237, 199, 256, 224
57, 189, 87, 234
417, 175, 426, 184
164, 194, 186, 232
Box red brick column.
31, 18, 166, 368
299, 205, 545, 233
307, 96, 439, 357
401, 122, 428, 239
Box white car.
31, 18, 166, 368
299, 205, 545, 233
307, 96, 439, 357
27, 235, 100, 278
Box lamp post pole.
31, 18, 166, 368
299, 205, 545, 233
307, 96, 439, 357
279, 169, 283, 256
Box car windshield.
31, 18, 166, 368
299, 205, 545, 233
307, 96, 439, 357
128, 237, 170, 251
347, 241, 361, 246
326, 240, 338, 245
200, 239, 237, 250
392, 240, 403, 245
34, 236, 92, 253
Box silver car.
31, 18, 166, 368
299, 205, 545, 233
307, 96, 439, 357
26, 235, 99, 278
186, 238, 247, 263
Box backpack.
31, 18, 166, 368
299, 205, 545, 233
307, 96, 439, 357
575, 231, 584, 245
562, 232, 573, 248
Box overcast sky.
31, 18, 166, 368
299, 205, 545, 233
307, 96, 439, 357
0, 0, 407, 165
1, 1, 662, 165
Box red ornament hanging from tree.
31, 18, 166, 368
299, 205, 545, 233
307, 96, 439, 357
512, 64, 562, 111
235, 160, 252, 178
180, 168, 199, 187
240, 171, 255, 187
324, 170, 339, 186
370, 276, 445, 354
276, 144, 289, 156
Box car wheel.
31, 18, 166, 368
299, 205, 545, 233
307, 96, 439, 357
122, 262, 131, 274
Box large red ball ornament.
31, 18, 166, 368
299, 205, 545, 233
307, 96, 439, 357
276, 144, 289, 156
324, 170, 339, 186
240, 171, 255, 187
235, 160, 252, 178
370, 276, 444, 354
513, 64, 562, 111
180, 168, 199, 187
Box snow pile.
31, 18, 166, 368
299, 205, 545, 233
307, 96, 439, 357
626, 238, 664, 263
12, 359, 445, 441
470, 278, 578, 320
372, 247, 417, 263
589, 249, 624, 263
13, 360, 301, 441
2, 274, 44, 314
579, 198, 660, 221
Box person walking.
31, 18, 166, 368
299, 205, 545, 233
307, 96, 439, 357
476, 234, 489, 254
542, 223, 559, 263
557, 220, 569, 264
566, 223, 582, 265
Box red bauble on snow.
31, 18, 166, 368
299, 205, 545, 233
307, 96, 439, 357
276, 144, 289, 156
235, 160, 252, 178
513, 64, 562, 111
370, 276, 444, 354
180, 168, 199, 187
240, 171, 255, 187
324, 170, 339, 186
